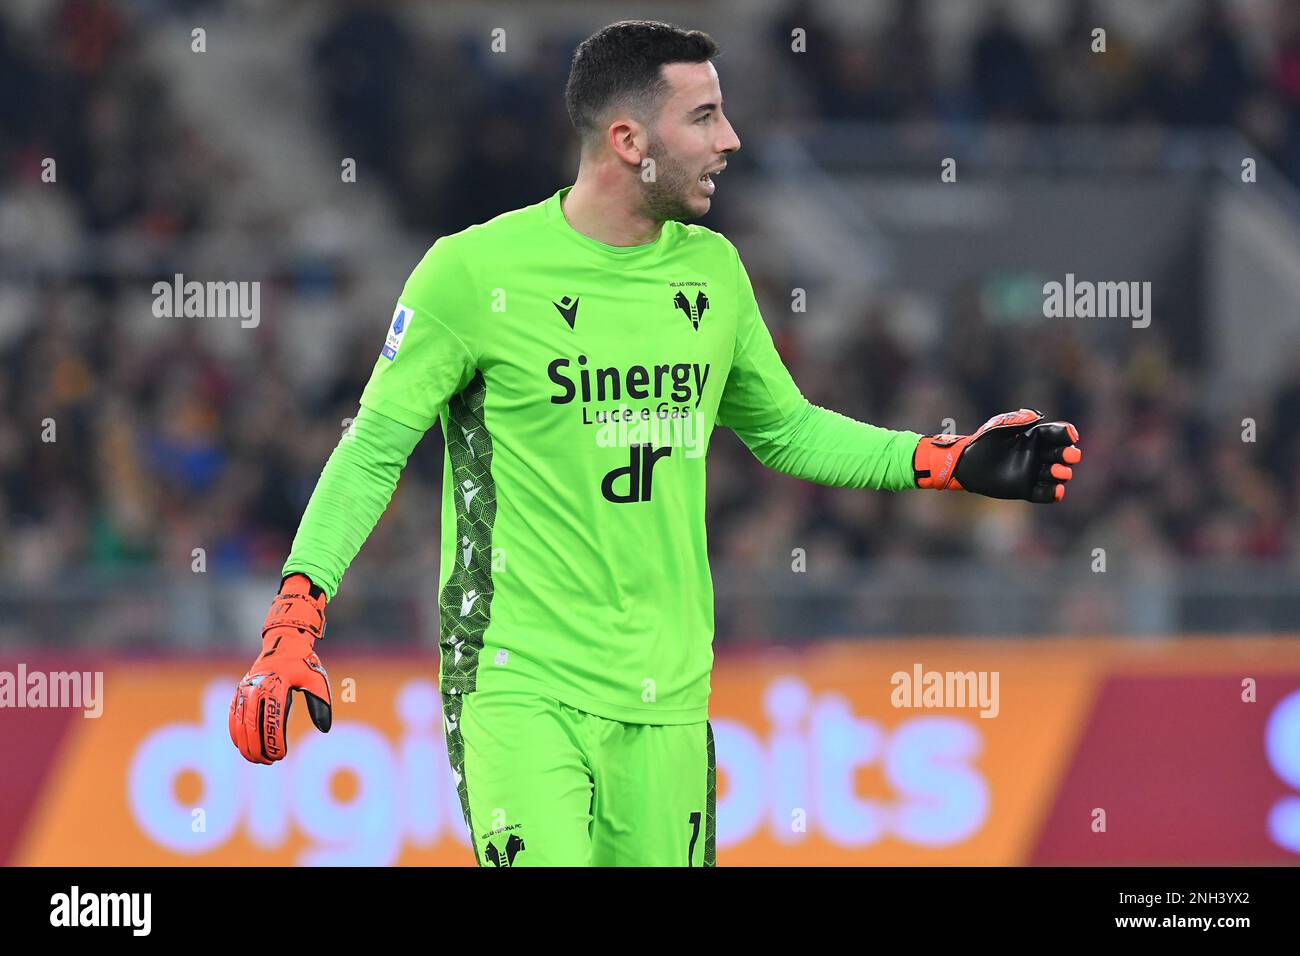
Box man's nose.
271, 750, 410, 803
719, 117, 741, 154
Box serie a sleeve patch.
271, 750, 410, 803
381, 304, 414, 361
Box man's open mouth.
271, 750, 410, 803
699, 164, 726, 193
696, 163, 728, 185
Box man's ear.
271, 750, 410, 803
606, 119, 644, 167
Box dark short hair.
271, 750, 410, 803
565, 20, 719, 147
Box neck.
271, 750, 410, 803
561, 162, 663, 247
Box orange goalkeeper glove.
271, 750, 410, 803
913, 408, 1081, 503
229, 573, 332, 764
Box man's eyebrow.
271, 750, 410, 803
689, 100, 722, 113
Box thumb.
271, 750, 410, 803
302, 689, 332, 733
1027, 420, 1080, 448
297, 657, 333, 732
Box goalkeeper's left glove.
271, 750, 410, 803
229, 573, 332, 765
912, 408, 1081, 503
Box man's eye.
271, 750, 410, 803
696, 113, 712, 124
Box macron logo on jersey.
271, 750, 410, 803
381, 304, 414, 361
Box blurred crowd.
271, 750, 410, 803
2, 0, 1300, 631
776, 0, 1300, 182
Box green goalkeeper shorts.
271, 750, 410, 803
441, 689, 716, 867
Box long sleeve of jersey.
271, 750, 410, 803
281, 403, 426, 600
282, 235, 480, 600
716, 244, 921, 492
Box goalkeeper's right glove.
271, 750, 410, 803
913, 408, 1082, 503
229, 573, 332, 765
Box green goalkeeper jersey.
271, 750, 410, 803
289, 185, 920, 724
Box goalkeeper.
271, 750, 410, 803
229, 21, 1082, 867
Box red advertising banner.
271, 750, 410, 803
3, 638, 1299, 865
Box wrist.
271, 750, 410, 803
912, 433, 968, 490
281, 572, 325, 601
265, 574, 328, 644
